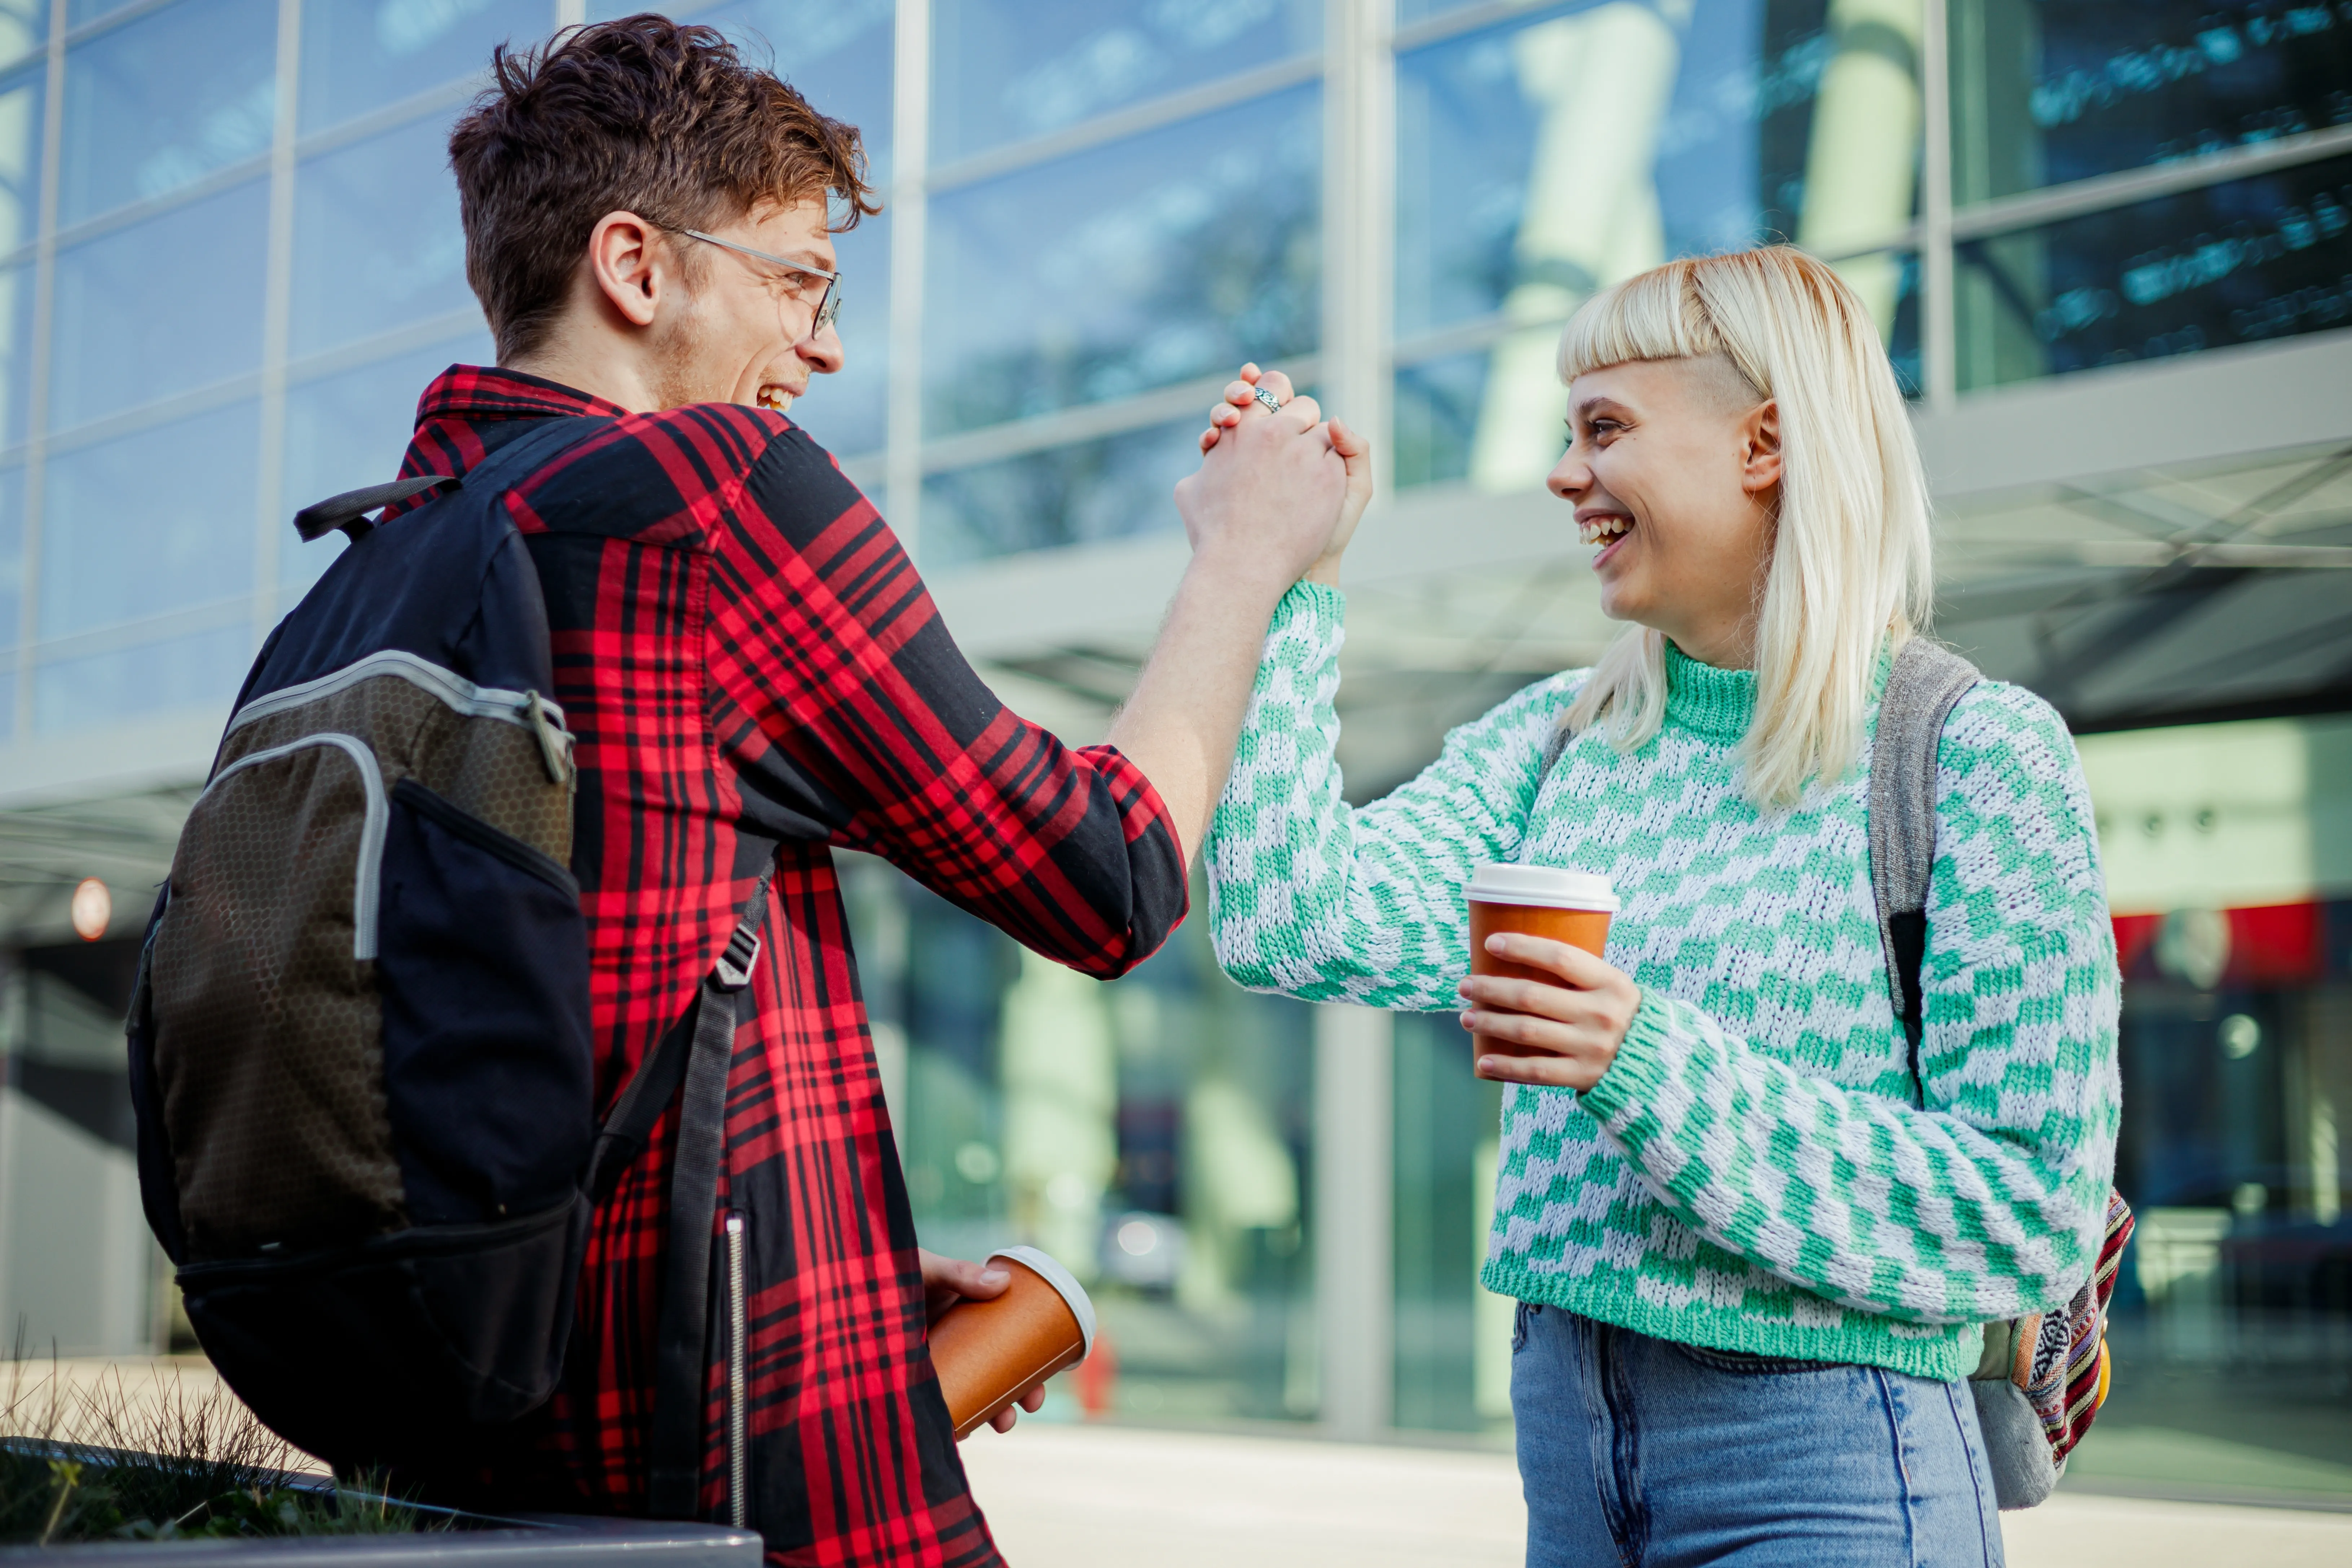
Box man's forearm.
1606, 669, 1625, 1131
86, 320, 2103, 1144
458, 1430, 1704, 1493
1106, 553, 1295, 868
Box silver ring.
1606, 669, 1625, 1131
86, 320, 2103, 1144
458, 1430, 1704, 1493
1251, 386, 1284, 415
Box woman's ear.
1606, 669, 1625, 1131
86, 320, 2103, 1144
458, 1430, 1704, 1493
1740, 398, 1781, 497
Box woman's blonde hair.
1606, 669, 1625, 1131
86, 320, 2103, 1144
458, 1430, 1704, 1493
1558, 246, 1934, 809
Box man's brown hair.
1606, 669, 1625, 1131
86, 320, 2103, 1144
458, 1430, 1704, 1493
450, 14, 880, 362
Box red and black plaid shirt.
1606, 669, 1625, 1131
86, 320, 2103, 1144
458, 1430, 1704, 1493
388, 366, 1185, 1565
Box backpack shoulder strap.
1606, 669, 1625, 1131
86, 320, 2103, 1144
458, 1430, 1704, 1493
1868, 637, 1982, 1070
291, 416, 603, 543
1539, 709, 1575, 780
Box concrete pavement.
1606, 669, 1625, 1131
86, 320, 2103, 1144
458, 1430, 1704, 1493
22, 1360, 2352, 1564
961, 1422, 2352, 1568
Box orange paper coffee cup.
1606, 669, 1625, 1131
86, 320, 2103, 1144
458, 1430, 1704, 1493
928, 1245, 1096, 1440
1465, 864, 1619, 1059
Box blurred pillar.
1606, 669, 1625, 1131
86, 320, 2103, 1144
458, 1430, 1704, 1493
1316, 1001, 1393, 1436
1000, 949, 1116, 1280
1796, 0, 1926, 338
1322, 0, 1394, 500
1468, 1, 1686, 493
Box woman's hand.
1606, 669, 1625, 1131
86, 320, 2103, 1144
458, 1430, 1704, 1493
1199, 364, 1374, 586
920, 1249, 1049, 1435
1457, 933, 1640, 1090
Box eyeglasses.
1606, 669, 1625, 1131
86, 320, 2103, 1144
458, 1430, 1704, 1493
677, 228, 842, 334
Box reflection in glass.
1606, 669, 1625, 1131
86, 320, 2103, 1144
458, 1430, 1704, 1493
1395, 252, 1919, 489
66, 0, 147, 26
0, 264, 31, 449
1392, 1012, 1508, 1434
281, 332, 492, 607
34, 625, 250, 734
0, 1, 39, 77
681, 0, 895, 179
0, 462, 20, 649
1955, 157, 2352, 390
2079, 716, 2352, 1498
925, 85, 1319, 439
298, 0, 541, 134
0, 69, 39, 250
1950, 0, 2352, 203
842, 856, 1318, 1423
922, 417, 1200, 568
291, 115, 477, 359
932, 0, 1317, 162
42, 401, 257, 639
1397, 0, 1921, 490
790, 209, 889, 459
50, 179, 269, 431
60, 0, 277, 225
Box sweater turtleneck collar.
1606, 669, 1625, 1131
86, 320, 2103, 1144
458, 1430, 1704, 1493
1663, 641, 1756, 745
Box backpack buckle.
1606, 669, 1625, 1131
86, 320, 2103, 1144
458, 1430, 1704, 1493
714, 926, 761, 991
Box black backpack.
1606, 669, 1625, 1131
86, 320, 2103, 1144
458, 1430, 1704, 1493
127, 418, 770, 1514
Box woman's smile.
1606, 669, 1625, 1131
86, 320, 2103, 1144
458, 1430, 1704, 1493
1579, 508, 1634, 568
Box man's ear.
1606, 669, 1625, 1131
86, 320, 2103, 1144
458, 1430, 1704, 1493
1740, 398, 1781, 496
585, 210, 666, 329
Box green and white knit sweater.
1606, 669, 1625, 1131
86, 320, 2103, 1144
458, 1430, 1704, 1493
1207, 583, 2122, 1381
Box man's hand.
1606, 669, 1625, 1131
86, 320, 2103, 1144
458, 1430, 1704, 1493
1199, 364, 1372, 587
919, 1249, 1047, 1436
1455, 934, 1640, 1089
1170, 366, 1348, 594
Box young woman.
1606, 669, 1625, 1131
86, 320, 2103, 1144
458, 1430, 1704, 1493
1201, 248, 2120, 1565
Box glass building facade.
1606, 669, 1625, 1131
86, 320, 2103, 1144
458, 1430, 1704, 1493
0, 0, 2346, 1509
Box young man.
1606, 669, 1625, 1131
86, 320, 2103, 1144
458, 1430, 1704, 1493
403, 14, 1363, 1564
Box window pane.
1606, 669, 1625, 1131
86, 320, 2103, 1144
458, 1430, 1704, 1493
50, 178, 269, 431
0, 1, 41, 77
1399, 0, 1917, 339
291, 114, 477, 359
0, 66, 41, 247
925, 85, 1320, 439
932, 0, 1318, 163
1392, 1012, 1508, 1434
844, 857, 1319, 1423
2076, 718, 2352, 1504
671, 0, 896, 175
1397, 1, 1920, 490
1955, 155, 2352, 391
0, 461, 21, 649
61, 0, 277, 226
791, 208, 888, 459
34, 624, 250, 734
1950, 0, 2352, 203
298, 0, 542, 135
682, 0, 896, 457
42, 401, 257, 639
0, 264, 32, 449
922, 417, 1199, 568
67, 0, 151, 26
281, 332, 491, 607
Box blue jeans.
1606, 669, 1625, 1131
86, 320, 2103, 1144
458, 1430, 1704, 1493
1511, 1304, 2004, 1568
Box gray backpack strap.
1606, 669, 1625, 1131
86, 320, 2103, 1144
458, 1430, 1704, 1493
1539, 709, 1575, 780
1868, 637, 1982, 1063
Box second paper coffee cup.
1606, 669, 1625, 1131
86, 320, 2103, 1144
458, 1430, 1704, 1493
928, 1245, 1096, 1440
1465, 864, 1620, 1059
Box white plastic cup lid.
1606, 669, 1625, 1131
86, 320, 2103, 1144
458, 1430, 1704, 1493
1464, 864, 1619, 912
988, 1245, 1096, 1357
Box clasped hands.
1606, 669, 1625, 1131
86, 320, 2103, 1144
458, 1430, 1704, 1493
1177, 364, 1372, 591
